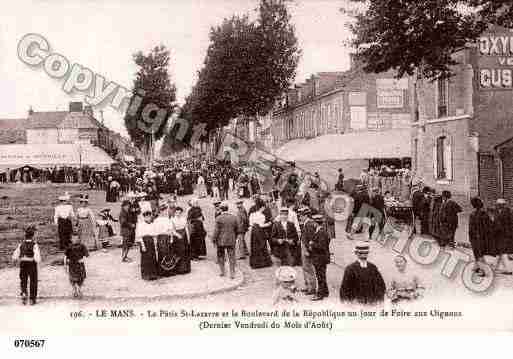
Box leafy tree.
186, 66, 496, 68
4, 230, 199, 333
343, 0, 513, 80
124, 45, 177, 157
184, 0, 300, 132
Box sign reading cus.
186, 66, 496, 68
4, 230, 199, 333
479, 30, 513, 89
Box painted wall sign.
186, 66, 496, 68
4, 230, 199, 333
478, 27, 513, 90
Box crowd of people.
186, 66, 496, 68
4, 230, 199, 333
16, 157, 513, 306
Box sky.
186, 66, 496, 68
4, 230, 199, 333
0, 0, 354, 137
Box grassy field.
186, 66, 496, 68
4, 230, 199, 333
0, 184, 90, 269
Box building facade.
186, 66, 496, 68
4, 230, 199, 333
270, 66, 413, 183
0, 101, 141, 164
413, 25, 513, 205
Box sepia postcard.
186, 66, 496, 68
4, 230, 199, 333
1, 1, 513, 350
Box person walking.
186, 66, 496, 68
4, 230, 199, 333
187, 198, 207, 260
12, 225, 41, 305
270, 208, 300, 267
119, 200, 136, 262
75, 195, 98, 251
439, 190, 462, 249
298, 207, 317, 295
135, 201, 159, 281
54, 192, 75, 250
212, 202, 241, 279
468, 197, 493, 277
64, 232, 89, 298
249, 203, 273, 269
492, 198, 513, 274
235, 200, 250, 259
309, 214, 331, 301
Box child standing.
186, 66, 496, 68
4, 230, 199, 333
12, 225, 41, 305
65, 233, 89, 298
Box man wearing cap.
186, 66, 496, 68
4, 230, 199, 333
339, 242, 386, 304
298, 207, 317, 295
439, 190, 462, 249
212, 202, 242, 279
270, 208, 300, 266
235, 200, 250, 259
12, 225, 41, 305
309, 214, 331, 300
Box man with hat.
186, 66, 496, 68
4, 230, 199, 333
492, 198, 513, 272
235, 199, 250, 259
270, 208, 300, 266
339, 242, 386, 304
298, 206, 317, 295
212, 202, 242, 279
309, 214, 331, 300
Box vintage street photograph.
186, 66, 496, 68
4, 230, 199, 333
1, 0, 513, 341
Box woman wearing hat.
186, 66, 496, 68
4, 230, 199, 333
170, 206, 191, 275
54, 192, 75, 250
76, 194, 98, 251
248, 203, 273, 269
135, 201, 159, 280
187, 198, 207, 260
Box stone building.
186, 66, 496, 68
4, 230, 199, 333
271, 65, 413, 186
412, 25, 513, 206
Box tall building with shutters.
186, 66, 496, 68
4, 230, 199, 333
271, 63, 413, 185
412, 25, 513, 206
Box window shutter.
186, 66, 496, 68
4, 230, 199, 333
444, 140, 453, 180
433, 144, 438, 179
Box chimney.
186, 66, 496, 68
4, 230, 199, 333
83, 105, 93, 117
69, 101, 83, 113
28, 106, 34, 116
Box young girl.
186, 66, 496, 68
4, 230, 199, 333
97, 209, 117, 251
65, 232, 89, 298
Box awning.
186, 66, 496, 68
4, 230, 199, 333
274, 129, 411, 162
0, 144, 115, 169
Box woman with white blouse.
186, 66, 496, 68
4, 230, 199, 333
135, 201, 159, 280
249, 204, 272, 269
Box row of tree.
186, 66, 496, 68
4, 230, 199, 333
160, 0, 301, 157
123, 0, 512, 160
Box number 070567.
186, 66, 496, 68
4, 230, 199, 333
13, 339, 46, 348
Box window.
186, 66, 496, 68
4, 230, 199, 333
433, 136, 452, 180
437, 78, 448, 118
350, 106, 367, 130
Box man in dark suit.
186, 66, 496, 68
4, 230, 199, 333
298, 207, 317, 295
270, 208, 300, 266
212, 202, 242, 279
309, 214, 331, 301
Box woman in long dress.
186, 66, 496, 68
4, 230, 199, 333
76, 195, 98, 251
187, 199, 207, 260
153, 203, 174, 277
54, 193, 75, 250
249, 204, 272, 269
170, 206, 191, 275
135, 201, 159, 281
